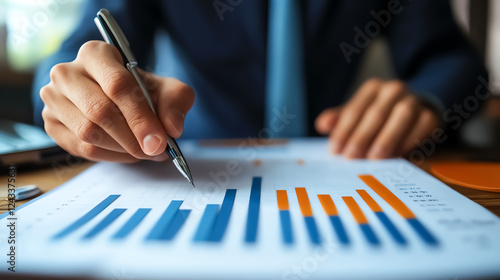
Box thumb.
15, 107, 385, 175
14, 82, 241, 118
315, 107, 342, 135
155, 77, 195, 138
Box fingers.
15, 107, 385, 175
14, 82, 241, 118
342, 82, 408, 158
366, 95, 419, 159
155, 77, 195, 138
329, 78, 382, 154
42, 40, 195, 163
315, 107, 341, 135
330, 79, 383, 154
76, 41, 168, 156
398, 108, 439, 156
55, 73, 153, 159
43, 116, 142, 163
41, 87, 125, 153
41, 91, 170, 163
320, 79, 439, 159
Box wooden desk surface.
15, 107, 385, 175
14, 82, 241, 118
1, 149, 499, 217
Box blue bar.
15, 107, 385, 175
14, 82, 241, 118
279, 210, 293, 244
304, 216, 321, 244
328, 216, 349, 245
82, 208, 126, 240
375, 212, 407, 245
160, 210, 191, 241
53, 195, 120, 239
194, 204, 219, 242
360, 224, 380, 246
209, 189, 237, 242
407, 218, 439, 246
113, 208, 151, 240
245, 177, 261, 243
146, 200, 183, 240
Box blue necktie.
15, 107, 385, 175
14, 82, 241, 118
266, 0, 307, 138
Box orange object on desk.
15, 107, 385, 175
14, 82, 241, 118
431, 161, 500, 192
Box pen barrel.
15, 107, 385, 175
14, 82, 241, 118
127, 64, 157, 115
166, 137, 181, 160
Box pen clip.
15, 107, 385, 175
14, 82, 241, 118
94, 9, 137, 65
94, 9, 155, 113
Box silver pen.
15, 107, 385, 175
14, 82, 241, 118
94, 8, 195, 187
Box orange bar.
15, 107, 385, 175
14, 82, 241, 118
359, 175, 416, 219
295, 188, 313, 217
276, 190, 289, 211
317, 195, 338, 216
342, 196, 368, 224
356, 190, 383, 212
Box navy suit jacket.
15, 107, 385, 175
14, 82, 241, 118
33, 0, 487, 139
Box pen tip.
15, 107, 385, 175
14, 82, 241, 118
191, 181, 196, 188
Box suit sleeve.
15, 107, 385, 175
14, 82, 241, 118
32, 0, 162, 127
384, 0, 488, 119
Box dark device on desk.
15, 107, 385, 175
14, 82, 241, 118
0, 119, 67, 167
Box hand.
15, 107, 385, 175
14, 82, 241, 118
315, 79, 439, 159
41, 41, 195, 163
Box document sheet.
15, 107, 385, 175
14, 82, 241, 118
1, 139, 499, 279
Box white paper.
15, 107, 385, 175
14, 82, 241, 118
1, 139, 499, 279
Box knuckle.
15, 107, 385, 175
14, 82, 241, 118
77, 120, 100, 144
41, 107, 50, 121
105, 70, 133, 100
78, 40, 123, 63
49, 63, 69, 83
77, 41, 123, 65
78, 41, 102, 57
39, 85, 52, 103
85, 99, 114, 125
127, 113, 150, 134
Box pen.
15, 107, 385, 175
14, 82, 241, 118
94, 8, 195, 188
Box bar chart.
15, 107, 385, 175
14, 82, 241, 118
52, 174, 438, 248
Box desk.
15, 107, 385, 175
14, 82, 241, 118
1, 149, 499, 217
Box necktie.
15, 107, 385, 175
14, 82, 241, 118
266, 0, 307, 138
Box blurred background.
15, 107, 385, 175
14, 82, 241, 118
0, 0, 84, 123
0, 0, 498, 148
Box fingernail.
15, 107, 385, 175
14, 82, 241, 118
143, 134, 162, 155
152, 152, 168, 162
168, 108, 185, 137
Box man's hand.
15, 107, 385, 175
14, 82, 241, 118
41, 41, 195, 163
315, 78, 439, 159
